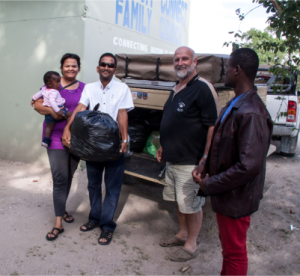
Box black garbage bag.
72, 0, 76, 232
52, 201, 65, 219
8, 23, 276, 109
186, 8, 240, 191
128, 121, 151, 152
144, 110, 163, 131
128, 108, 163, 131
127, 108, 162, 152
65, 104, 121, 162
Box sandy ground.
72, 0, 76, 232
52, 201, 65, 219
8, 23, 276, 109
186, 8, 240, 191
1, 141, 300, 275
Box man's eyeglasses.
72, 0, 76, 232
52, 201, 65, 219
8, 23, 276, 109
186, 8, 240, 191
99, 62, 116, 68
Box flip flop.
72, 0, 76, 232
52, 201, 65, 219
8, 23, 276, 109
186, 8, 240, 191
159, 235, 186, 247
168, 247, 199, 262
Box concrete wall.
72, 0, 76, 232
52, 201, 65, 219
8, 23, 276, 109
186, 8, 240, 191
0, 0, 190, 166
0, 1, 85, 165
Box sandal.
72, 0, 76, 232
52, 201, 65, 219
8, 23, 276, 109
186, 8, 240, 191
168, 247, 199, 262
98, 229, 113, 245
80, 221, 98, 232
63, 211, 74, 223
46, 227, 64, 241
159, 235, 186, 247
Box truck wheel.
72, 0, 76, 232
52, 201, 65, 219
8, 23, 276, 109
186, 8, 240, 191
280, 135, 299, 157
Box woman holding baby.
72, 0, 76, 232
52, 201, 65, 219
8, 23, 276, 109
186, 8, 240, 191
33, 53, 85, 241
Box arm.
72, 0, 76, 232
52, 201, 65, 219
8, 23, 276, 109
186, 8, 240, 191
192, 126, 214, 183
33, 98, 61, 120
62, 103, 87, 148
201, 113, 270, 195
156, 146, 163, 162
194, 83, 219, 177
32, 90, 43, 102
201, 125, 214, 164
117, 109, 128, 154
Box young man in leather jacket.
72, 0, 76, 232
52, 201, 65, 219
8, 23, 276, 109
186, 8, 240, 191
192, 48, 273, 275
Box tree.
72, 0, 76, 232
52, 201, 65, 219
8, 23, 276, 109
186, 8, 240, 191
240, 27, 286, 65
224, 0, 300, 80
253, 0, 300, 75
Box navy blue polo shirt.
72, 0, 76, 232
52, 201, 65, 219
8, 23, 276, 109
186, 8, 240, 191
160, 74, 219, 165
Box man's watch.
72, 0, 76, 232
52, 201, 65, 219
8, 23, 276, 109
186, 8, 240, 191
122, 140, 128, 144
202, 154, 207, 159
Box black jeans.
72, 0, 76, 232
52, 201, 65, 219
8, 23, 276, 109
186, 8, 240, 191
86, 155, 125, 232
47, 149, 80, 217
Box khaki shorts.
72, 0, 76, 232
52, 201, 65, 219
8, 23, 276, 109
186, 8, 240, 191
163, 162, 205, 214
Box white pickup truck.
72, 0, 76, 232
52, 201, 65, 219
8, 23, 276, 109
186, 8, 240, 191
265, 71, 300, 156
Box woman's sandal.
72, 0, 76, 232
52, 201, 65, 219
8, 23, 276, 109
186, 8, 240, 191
63, 211, 74, 223
46, 227, 64, 241
98, 229, 113, 245
80, 221, 98, 232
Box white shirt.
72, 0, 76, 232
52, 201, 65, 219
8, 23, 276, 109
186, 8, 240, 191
79, 79, 134, 121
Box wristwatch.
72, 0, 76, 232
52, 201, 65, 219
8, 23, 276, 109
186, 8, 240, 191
202, 154, 207, 159
122, 140, 128, 144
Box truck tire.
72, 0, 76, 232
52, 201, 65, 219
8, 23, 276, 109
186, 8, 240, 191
280, 134, 299, 157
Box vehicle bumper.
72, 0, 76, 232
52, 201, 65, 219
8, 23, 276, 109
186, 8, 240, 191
272, 125, 298, 137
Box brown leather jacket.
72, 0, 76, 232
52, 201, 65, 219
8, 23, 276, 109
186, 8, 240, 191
198, 87, 273, 218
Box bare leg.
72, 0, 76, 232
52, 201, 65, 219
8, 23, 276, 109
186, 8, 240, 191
175, 202, 188, 241
184, 210, 203, 252
175, 202, 203, 252
44, 122, 56, 138
65, 111, 72, 123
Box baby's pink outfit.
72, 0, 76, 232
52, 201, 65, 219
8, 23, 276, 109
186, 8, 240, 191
32, 87, 65, 112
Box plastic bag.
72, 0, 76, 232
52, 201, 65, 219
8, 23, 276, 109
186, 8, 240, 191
65, 104, 121, 162
128, 108, 162, 153
128, 121, 151, 152
145, 111, 163, 131
143, 131, 160, 157
128, 108, 162, 131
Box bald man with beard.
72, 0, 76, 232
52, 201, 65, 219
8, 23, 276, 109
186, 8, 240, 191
156, 47, 221, 262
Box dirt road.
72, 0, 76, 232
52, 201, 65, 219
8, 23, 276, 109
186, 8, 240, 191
0, 142, 300, 275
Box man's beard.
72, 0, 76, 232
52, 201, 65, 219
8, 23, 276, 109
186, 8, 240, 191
175, 64, 195, 79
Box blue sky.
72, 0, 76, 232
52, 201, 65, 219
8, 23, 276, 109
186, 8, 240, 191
188, 0, 271, 54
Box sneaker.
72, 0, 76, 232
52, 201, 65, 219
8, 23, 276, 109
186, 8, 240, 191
42, 137, 52, 148
41, 142, 49, 148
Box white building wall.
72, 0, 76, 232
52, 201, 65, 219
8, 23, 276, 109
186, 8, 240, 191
0, 0, 190, 165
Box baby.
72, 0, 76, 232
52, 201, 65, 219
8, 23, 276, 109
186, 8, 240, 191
31, 71, 71, 148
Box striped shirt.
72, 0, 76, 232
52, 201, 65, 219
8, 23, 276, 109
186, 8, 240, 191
33, 87, 65, 113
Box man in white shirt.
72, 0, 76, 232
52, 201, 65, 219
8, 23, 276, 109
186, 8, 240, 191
62, 53, 134, 245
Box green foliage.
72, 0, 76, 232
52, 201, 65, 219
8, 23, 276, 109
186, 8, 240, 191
252, 0, 300, 72
241, 28, 286, 65
224, 1, 300, 82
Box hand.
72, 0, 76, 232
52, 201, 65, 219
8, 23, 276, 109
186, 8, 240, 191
199, 174, 209, 192
199, 157, 206, 165
120, 142, 127, 154
56, 110, 66, 120
31, 99, 35, 107
62, 128, 71, 148
192, 163, 205, 183
51, 112, 63, 121
156, 146, 163, 162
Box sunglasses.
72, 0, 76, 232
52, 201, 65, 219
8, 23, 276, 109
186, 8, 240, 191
99, 62, 116, 68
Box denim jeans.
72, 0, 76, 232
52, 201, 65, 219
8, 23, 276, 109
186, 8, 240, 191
86, 155, 124, 232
